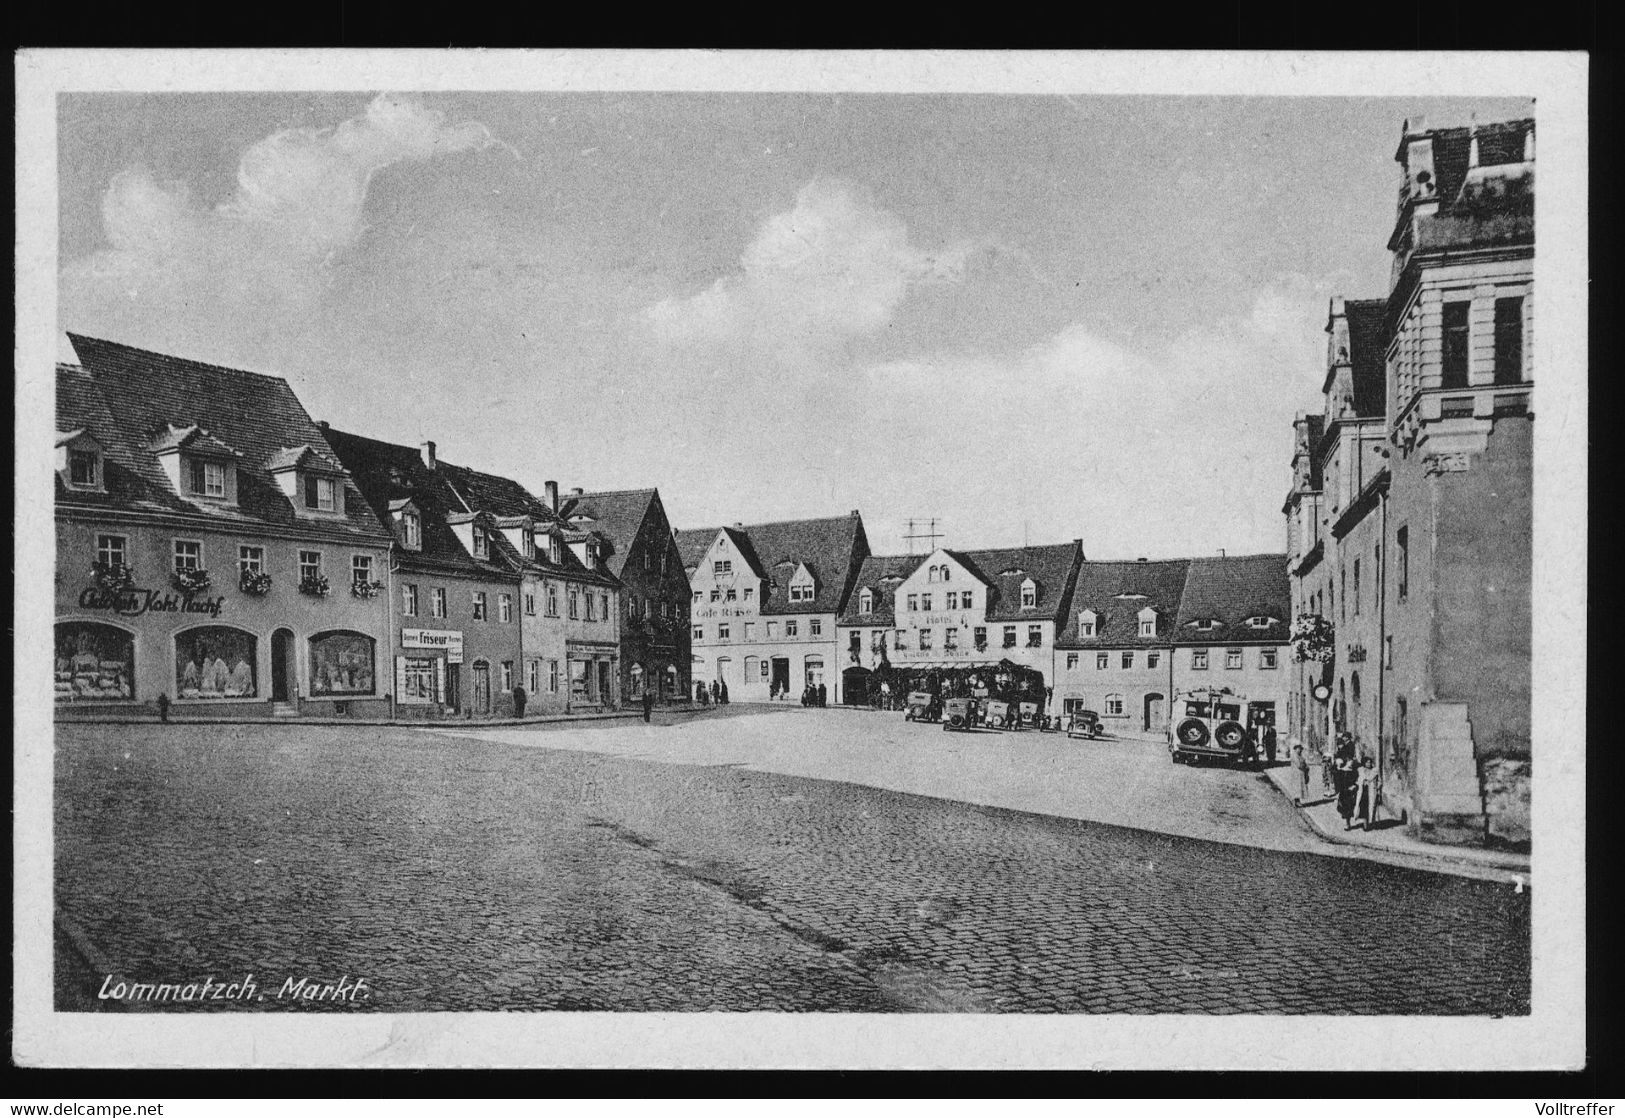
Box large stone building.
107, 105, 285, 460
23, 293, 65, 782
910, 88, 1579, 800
556, 488, 692, 705
56, 335, 395, 718
1284, 114, 1533, 847
1051, 558, 1190, 733
677, 513, 869, 703
834, 553, 926, 705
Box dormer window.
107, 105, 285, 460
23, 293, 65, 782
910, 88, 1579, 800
1138, 606, 1158, 638
68, 449, 100, 489
1244, 615, 1280, 629
1078, 609, 1097, 637
859, 589, 874, 613
191, 459, 226, 498
1020, 579, 1037, 609
1190, 619, 1221, 632
472, 525, 488, 559
549, 536, 562, 564
304, 474, 337, 512
585, 540, 598, 565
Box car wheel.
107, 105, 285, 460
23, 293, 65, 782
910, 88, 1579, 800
1175, 718, 1210, 747
1215, 721, 1246, 749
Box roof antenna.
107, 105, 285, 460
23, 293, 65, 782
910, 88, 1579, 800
903, 518, 942, 556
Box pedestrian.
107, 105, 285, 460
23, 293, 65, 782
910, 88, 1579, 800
817, 682, 827, 707
1264, 725, 1278, 765
1330, 745, 1360, 830
1356, 758, 1379, 830
642, 687, 654, 723
512, 685, 527, 720
719, 679, 729, 705
1293, 745, 1311, 805
156, 692, 170, 724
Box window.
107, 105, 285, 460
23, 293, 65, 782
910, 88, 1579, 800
850, 632, 864, 655
960, 591, 973, 610
525, 592, 536, 616
859, 590, 873, 613
431, 587, 447, 618
55, 621, 135, 701
725, 588, 737, 601
600, 593, 609, 621
472, 591, 487, 620
1139, 617, 1156, 638
1003, 626, 1017, 649
1384, 636, 1393, 670
1339, 569, 1346, 620
944, 627, 958, 650
946, 592, 958, 610
894, 629, 908, 650
97, 535, 128, 569
714, 560, 732, 577
718, 622, 730, 640
304, 474, 337, 512
927, 566, 939, 583
308, 630, 376, 696
546, 584, 558, 616
1096, 652, 1109, 670
1079, 612, 1096, 637
175, 626, 258, 699
1027, 625, 1042, 647
528, 660, 540, 694
402, 583, 418, 617
585, 593, 597, 621
1066, 653, 1078, 669
810, 619, 822, 636
907, 594, 918, 612
1226, 648, 1243, 670
238, 545, 264, 574
745, 655, 759, 680
499, 594, 513, 623
693, 590, 703, 604
68, 450, 99, 488
1353, 558, 1361, 614
401, 512, 421, 549
973, 626, 987, 648
1104, 693, 1124, 716
921, 594, 932, 612
569, 589, 580, 619
352, 555, 372, 588
1397, 525, 1409, 601
790, 584, 813, 603
767, 622, 778, 639
1494, 296, 1524, 384
1122, 651, 1134, 669
1147, 652, 1160, 669
402, 658, 436, 703
919, 628, 933, 651
711, 588, 722, 603
1442, 301, 1470, 389
174, 539, 202, 572
743, 587, 754, 602
1192, 649, 1209, 670
786, 620, 799, 638
472, 526, 488, 558
189, 459, 226, 498
549, 660, 560, 693
1261, 648, 1279, 670
1021, 582, 1037, 609
743, 622, 755, 640
693, 625, 704, 641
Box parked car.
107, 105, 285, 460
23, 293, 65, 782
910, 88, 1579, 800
1018, 701, 1042, 729
942, 696, 978, 731
984, 699, 1014, 730
904, 691, 940, 723
1066, 709, 1103, 739
1169, 689, 1252, 765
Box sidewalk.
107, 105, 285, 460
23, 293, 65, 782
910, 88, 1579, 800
55, 703, 705, 729
1259, 761, 1530, 881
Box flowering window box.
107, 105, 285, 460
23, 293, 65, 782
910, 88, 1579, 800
171, 568, 212, 594
239, 569, 274, 597
1291, 614, 1335, 662
350, 579, 385, 600
91, 560, 135, 593
299, 573, 332, 598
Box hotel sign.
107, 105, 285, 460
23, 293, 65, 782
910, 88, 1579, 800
402, 628, 464, 664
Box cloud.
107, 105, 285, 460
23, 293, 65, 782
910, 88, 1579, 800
60, 94, 509, 364
646, 179, 970, 353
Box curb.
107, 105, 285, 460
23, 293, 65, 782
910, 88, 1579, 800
54, 708, 706, 729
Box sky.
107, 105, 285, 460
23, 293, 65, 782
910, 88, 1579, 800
56, 91, 1536, 560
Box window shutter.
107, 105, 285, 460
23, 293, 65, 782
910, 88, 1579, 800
394, 656, 408, 701
434, 658, 446, 703
304, 473, 319, 508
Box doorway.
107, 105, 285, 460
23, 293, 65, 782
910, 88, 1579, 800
271, 628, 294, 702
597, 660, 612, 705
445, 662, 460, 712
472, 661, 491, 714
1144, 691, 1165, 732
770, 657, 790, 698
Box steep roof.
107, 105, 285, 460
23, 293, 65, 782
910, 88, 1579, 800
435, 459, 619, 588
1344, 299, 1389, 419
322, 427, 518, 581
59, 335, 389, 541
1173, 553, 1292, 645
1055, 559, 1192, 648
563, 488, 660, 578
679, 512, 868, 615
948, 541, 1082, 624
838, 554, 927, 627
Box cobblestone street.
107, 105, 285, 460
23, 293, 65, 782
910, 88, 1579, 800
54, 713, 1529, 1014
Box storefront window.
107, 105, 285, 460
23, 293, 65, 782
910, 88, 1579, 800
55, 622, 135, 702
402, 658, 437, 702
175, 626, 257, 699
308, 630, 376, 696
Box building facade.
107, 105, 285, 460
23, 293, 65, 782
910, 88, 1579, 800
678, 513, 869, 703
1170, 554, 1292, 730
56, 335, 395, 719
834, 554, 926, 705
1052, 559, 1190, 733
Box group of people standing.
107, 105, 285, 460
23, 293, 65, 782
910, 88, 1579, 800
1325, 742, 1380, 830
695, 679, 729, 706
801, 683, 828, 707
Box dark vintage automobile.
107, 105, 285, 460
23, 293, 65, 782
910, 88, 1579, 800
1169, 689, 1253, 765
903, 690, 941, 723
1066, 709, 1103, 739
942, 696, 979, 731
983, 699, 1014, 730
1018, 701, 1043, 729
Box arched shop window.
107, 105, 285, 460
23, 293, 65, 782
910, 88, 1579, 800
175, 626, 258, 699
55, 621, 135, 701
308, 630, 377, 696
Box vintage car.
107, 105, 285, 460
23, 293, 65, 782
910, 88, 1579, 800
1066, 709, 1103, 739
942, 696, 979, 731
903, 690, 941, 723
983, 699, 1014, 730
1018, 701, 1042, 728
1169, 689, 1252, 765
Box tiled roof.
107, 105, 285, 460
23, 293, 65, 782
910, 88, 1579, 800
837, 554, 927, 627
948, 542, 1082, 623
678, 513, 868, 615
1345, 299, 1389, 419
435, 458, 619, 588
59, 336, 389, 541
562, 489, 658, 578
1054, 559, 1192, 648
1427, 119, 1533, 210
147, 424, 243, 459
1173, 553, 1292, 645
322, 427, 518, 581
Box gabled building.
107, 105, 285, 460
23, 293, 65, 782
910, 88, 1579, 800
886, 541, 1084, 687
1170, 554, 1292, 727
677, 512, 869, 703
1052, 558, 1191, 732
834, 553, 926, 705
56, 335, 394, 717
556, 487, 692, 704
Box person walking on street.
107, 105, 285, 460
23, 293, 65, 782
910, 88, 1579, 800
1330, 744, 1360, 830
1293, 745, 1311, 805
817, 682, 827, 708
1355, 757, 1379, 830
642, 687, 654, 723
1264, 725, 1278, 765
719, 679, 729, 705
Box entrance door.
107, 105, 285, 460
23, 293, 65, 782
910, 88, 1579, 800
472, 661, 491, 714
445, 662, 461, 711
1144, 692, 1165, 732
770, 657, 790, 697
842, 666, 870, 706
598, 661, 612, 705
271, 628, 294, 702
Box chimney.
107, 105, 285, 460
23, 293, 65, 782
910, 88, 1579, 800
545, 480, 559, 512
420, 441, 436, 470
733, 522, 743, 530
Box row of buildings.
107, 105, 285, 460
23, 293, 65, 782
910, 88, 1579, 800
55, 333, 692, 719
681, 514, 1291, 732
1281, 114, 1534, 848
54, 328, 1293, 730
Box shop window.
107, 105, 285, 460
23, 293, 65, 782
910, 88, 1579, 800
175, 626, 257, 699
54, 622, 135, 702
401, 658, 437, 703
308, 631, 377, 697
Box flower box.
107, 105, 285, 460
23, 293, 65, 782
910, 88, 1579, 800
91, 560, 134, 593
239, 569, 274, 597
299, 573, 332, 598
350, 579, 385, 600
1290, 614, 1335, 662
171, 567, 212, 594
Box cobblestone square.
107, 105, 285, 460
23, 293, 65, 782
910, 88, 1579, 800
54, 711, 1529, 1014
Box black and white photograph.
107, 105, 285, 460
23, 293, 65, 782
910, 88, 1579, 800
13, 50, 1587, 1070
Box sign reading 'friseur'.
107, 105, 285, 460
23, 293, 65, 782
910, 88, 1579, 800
401, 628, 464, 664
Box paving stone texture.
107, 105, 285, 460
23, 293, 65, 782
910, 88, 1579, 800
53, 711, 1529, 1014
